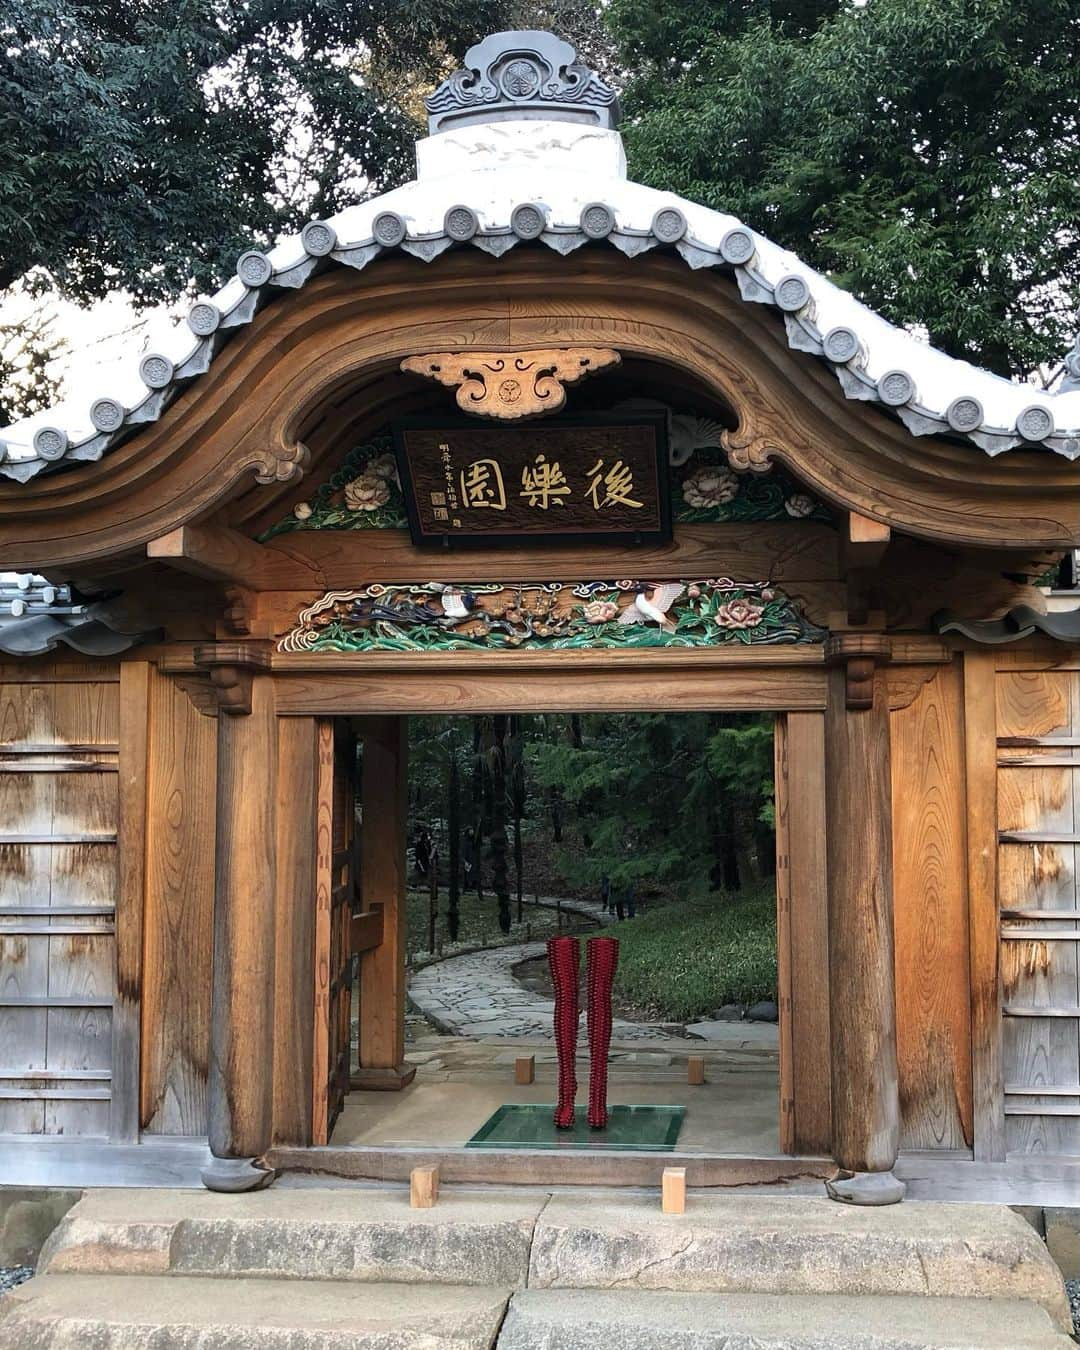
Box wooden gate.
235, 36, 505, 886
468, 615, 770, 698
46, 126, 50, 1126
0, 665, 120, 1136
312, 720, 357, 1144
996, 663, 1080, 1153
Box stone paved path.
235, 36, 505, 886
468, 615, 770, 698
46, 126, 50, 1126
408, 939, 678, 1042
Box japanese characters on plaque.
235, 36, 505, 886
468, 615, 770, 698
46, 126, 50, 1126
392, 416, 671, 547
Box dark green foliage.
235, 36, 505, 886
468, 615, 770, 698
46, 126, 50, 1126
593, 882, 778, 1017
609, 0, 1080, 376
0, 1, 510, 306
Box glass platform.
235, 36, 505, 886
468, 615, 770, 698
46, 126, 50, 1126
465, 1103, 685, 1151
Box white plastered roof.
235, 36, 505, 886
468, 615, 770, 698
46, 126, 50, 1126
2, 119, 1078, 483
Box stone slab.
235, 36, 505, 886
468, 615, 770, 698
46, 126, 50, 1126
0, 1189, 81, 1267
528, 1195, 1073, 1333
39, 1187, 544, 1288
0, 1274, 508, 1349
1044, 1206, 1080, 1279
496, 1288, 1072, 1349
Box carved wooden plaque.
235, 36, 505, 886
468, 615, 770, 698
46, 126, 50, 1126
392, 414, 671, 548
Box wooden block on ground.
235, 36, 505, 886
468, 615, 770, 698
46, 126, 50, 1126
687, 1055, 705, 1086
661, 1167, 686, 1215
515, 1055, 535, 1085
410, 1165, 439, 1209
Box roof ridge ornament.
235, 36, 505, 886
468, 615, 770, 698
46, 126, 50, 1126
425, 30, 620, 134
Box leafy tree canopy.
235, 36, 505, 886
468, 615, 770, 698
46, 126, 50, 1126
0, 1, 518, 306
608, 0, 1080, 377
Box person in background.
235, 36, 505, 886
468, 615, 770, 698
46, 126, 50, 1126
600, 873, 611, 914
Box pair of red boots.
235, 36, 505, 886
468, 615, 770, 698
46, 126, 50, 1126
547, 935, 619, 1130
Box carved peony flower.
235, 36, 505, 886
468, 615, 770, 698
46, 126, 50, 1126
367, 452, 399, 483
682, 465, 739, 509
784, 493, 816, 518
293, 501, 313, 521
344, 474, 391, 511
716, 598, 765, 631
583, 600, 620, 624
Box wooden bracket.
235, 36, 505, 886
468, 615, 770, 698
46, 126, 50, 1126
193, 642, 272, 716
400, 348, 621, 419
148, 523, 320, 591
826, 632, 892, 710
844, 512, 891, 569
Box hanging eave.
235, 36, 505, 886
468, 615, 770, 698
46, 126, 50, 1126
2, 122, 1078, 484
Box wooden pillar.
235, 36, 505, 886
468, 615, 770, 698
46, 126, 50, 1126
202, 672, 278, 1190
355, 716, 415, 1090
823, 643, 905, 1204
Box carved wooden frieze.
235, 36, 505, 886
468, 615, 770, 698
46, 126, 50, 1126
400, 349, 621, 420
279, 578, 826, 654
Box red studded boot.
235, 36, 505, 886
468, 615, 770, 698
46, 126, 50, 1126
586, 937, 619, 1129
547, 935, 581, 1129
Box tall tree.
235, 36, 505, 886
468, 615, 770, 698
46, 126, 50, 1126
609, 0, 1080, 377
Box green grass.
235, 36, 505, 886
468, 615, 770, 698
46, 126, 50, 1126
405, 887, 576, 960
592, 883, 777, 1021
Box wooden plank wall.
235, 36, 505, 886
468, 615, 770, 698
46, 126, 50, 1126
996, 660, 1080, 1154
139, 670, 218, 1135
890, 664, 973, 1150
0, 662, 119, 1136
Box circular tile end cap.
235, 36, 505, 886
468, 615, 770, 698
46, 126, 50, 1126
580, 203, 615, 239
876, 370, 916, 407
651, 207, 687, 243
945, 396, 984, 433
719, 227, 755, 265
33, 426, 69, 461
774, 274, 811, 313
89, 397, 125, 434
372, 211, 407, 247
511, 203, 547, 240
139, 353, 175, 390
1016, 403, 1055, 441
187, 301, 221, 337
822, 326, 862, 364
237, 250, 273, 287
444, 206, 479, 242
301, 220, 337, 257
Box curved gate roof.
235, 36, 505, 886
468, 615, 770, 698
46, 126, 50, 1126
2, 28, 1078, 483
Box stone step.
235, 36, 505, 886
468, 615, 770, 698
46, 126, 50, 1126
528, 1195, 1074, 1333
0, 1274, 508, 1349
498, 1288, 1074, 1349
38, 1187, 543, 1288
37, 1187, 1074, 1335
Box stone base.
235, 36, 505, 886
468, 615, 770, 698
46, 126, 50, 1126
825, 1169, 906, 1206
200, 1156, 277, 1193
350, 1065, 417, 1092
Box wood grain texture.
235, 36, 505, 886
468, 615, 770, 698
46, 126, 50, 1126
0, 669, 121, 1137
963, 652, 1004, 1160
273, 667, 829, 717
996, 667, 1080, 1155
311, 719, 335, 1146
206, 675, 277, 1160
140, 670, 217, 1136
781, 711, 832, 1155
358, 717, 408, 1075
272, 716, 318, 1146
890, 663, 973, 1150
3, 253, 1075, 569
825, 665, 900, 1173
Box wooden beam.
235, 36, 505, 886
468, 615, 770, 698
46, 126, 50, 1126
825, 665, 901, 1185
113, 661, 150, 1144
205, 674, 278, 1179
845, 512, 891, 567
357, 717, 411, 1087
147, 523, 318, 590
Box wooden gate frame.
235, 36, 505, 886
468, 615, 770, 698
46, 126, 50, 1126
277, 649, 835, 1158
